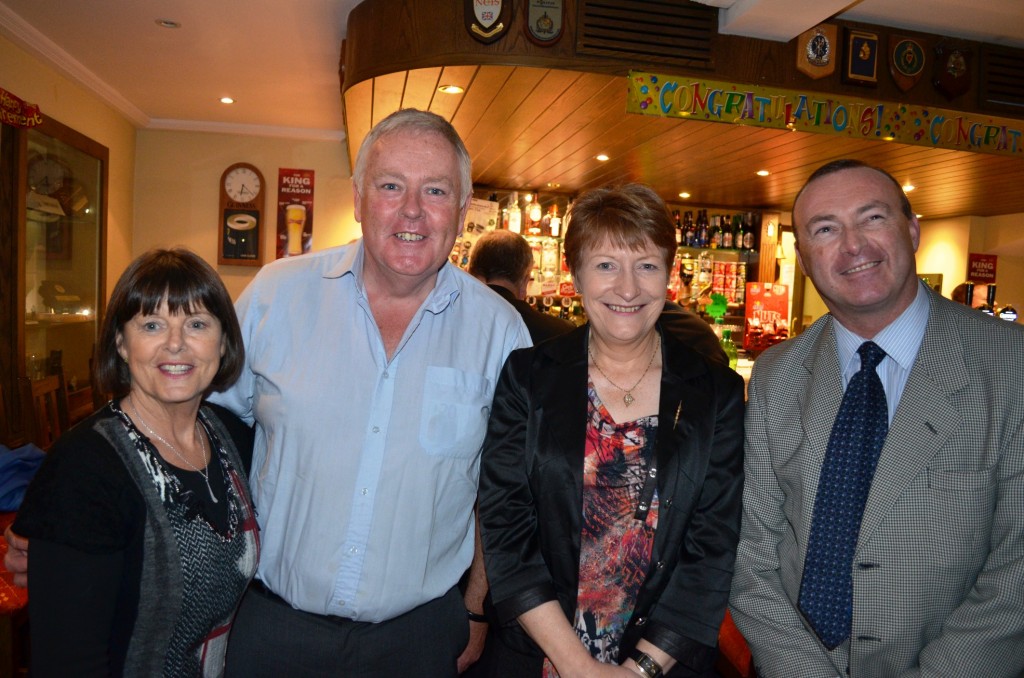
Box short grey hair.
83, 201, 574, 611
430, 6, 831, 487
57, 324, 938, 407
352, 108, 473, 203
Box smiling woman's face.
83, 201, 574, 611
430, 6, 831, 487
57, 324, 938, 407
117, 300, 225, 410
575, 237, 667, 348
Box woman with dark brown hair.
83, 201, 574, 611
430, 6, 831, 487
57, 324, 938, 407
13, 248, 259, 677
479, 184, 744, 677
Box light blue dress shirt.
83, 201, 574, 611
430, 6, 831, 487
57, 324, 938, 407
833, 281, 931, 423
211, 241, 531, 622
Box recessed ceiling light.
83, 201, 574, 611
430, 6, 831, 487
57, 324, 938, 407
679, 192, 691, 199
756, 169, 770, 177
595, 154, 609, 162
220, 97, 235, 105
155, 18, 180, 29
437, 85, 464, 94
902, 183, 915, 193
916, 213, 923, 219
546, 182, 560, 189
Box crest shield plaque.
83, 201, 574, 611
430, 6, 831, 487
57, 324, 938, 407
465, 0, 511, 44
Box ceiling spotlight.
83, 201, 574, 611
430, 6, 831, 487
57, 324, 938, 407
546, 182, 561, 189
155, 18, 181, 29
595, 154, 609, 162
679, 192, 691, 199
902, 183, 915, 193
756, 169, 770, 177
437, 85, 464, 94
220, 97, 235, 105
916, 213, 923, 219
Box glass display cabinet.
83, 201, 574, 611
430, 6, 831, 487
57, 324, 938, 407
1, 115, 107, 445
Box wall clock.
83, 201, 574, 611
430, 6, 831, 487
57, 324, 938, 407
28, 157, 67, 196
218, 162, 265, 266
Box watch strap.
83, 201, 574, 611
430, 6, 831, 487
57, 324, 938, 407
630, 650, 664, 678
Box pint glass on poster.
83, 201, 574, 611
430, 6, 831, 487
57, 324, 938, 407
285, 204, 307, 255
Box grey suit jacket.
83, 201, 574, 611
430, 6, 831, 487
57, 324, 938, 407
730, 286, 1024, 678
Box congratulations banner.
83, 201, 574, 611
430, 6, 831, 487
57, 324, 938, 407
626, 70, 1023, 158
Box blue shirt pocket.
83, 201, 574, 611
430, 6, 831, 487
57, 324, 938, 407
420, 366, 493, 459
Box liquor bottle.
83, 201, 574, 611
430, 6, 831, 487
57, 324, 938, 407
720, 328, 739, 371
708, 215, 720, 249
684, 211, 696, 247
673, 210, 683, 245
697, 210, 709, 248
722, 214, 734, 249
549, 205, 561, 238
997, 303, 1018, 322
507, 192, 522, 234
742, 212, 756, 250
979, 284, 997, 315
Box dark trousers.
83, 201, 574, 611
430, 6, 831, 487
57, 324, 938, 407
225, 581, 469, 677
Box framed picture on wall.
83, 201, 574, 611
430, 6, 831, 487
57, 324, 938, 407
844, 28, 880, 85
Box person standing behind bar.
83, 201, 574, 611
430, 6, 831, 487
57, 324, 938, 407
211, 109, 530, 675
729, 159, 1024, 677
468, 228, 575, 343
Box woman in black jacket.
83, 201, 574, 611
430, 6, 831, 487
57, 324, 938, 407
478, 184, 744, 678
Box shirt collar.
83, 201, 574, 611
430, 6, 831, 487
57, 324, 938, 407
326, 239, 459, 315
834, 280, 930, 375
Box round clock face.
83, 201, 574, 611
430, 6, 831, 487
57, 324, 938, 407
224, 166, 262, 203
29, 158, 66, 195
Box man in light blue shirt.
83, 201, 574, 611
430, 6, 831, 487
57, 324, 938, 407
218, 109, 530, 676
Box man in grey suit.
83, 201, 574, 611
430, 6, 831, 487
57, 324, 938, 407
730, 159, 1024, 677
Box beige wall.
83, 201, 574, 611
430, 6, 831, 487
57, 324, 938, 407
0, 33, 136, 296
134, 130, 359, 299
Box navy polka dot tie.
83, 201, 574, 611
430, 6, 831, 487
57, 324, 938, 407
799, 341, 888, 649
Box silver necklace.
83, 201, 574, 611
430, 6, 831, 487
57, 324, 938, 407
588, 334, 661, 407
128, 400, 218, 504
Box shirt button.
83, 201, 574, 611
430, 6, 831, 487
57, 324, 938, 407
349, 546, 358, 554
372, 426, 380, 433
361, 488, 368, 495
635, 617, 647, 626
656, 561, 665, 569
383, 371, 389, 379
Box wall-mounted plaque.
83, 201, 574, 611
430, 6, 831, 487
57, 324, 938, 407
890, 36, 926, 92
796, 24, 837, 80
525, 0, 563, 46
844, 28, 879, 86
465, 0, 511, 44
933, 42, 972, 100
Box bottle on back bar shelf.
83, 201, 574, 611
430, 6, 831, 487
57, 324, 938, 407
684, 211, 696, 247
722, 214, 734, 249
742, 212, 756, 250
997, 303, 1018, 322
720, 328, 739, 371
697, 210, 709, 248
673, 210, 683, 245
507, 192, 522, 234
709, 215, 721, 249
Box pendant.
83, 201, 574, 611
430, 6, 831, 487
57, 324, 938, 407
623, 392, 635, 406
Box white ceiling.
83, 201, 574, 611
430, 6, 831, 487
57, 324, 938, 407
1, 0, 1021, 141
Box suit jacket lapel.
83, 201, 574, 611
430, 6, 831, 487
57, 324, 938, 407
800, 319, 844, 473
858, 292, 967, 546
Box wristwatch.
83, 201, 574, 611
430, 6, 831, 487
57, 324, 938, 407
630, 650, 664, 678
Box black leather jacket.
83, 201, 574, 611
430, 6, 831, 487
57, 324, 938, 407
478, 323, 745, 672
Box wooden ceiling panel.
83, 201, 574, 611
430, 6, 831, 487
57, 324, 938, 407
347, 67, 1024, 220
